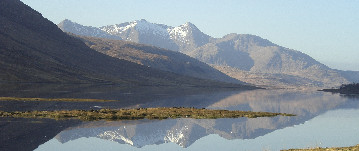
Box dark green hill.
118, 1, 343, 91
0, 0, 252, 89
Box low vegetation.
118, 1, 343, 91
321, 83, 359, 94
0, 97, 117, 102
282, 144, 359, 151
0, 107, 295, 121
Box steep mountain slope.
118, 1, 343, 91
76, 35, 241, 84
0, 0, 250, 88
59, 19, 358, 88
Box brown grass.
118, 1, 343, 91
0, 107, 295, 121
0, 97, 118, 102
282, 144, 359, 151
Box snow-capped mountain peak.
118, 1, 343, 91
59, 19, 209, 50
58, 19, 122, 40
168, 22, 199, 38
183, 22, 197, 29
100, 19, 169, 37
168, 25, 189, 39
98, 20, 204, 41
133, 19, 169, 36
100, 22, 135, 35
95, 20, 208, 51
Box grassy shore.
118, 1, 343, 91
0, 97, 118, 102
282, 144, 359, 151
0, 107, 295, 121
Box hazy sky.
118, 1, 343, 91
20, 0, 359, 71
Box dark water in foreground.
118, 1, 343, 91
1, 84, 359, 151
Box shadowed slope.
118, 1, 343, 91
76, 35, 242, 84
0, 0, 252, 89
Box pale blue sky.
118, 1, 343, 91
20, 0, 359, 71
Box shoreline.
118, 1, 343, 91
282, 144, 359, 151
0, 107, 295, 121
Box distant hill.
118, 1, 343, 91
0, 0, 251, 89
59, 19, 359, 89
197, 34, 349, 89
75, 35, 242, 84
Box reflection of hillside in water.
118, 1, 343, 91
207, 89, 346, 114
54, 90, 359, 148
0, 83, 242, 111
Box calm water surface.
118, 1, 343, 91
35, 109, 359, 151
1, 84, 358, 151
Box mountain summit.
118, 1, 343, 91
58, 19, 122, 40
59, 19, 359, 88
168, 22, 212, 52
63, 19, 212, 52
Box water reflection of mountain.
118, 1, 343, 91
54, 90, 359, 148
0, 118, 80, 151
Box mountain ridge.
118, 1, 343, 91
58, 19, 122, 40
58, 19, 359, 88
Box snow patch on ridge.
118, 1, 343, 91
100, 22, 136, 35
168, 23, 193, 44
134, 19, 169, 37
98, 130, 134, 146
100, 20, 194, 44
100, 19, 170, 38
164, 126, 189, 147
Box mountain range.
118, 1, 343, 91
0, 0, 253, 89
2, 0, 357, 89
59, 19, 359, 89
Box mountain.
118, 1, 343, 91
75, 35, 241, 84
339, 70, 359, 83
194, 34, 350, 88
61, 19, 213, 53
58, 19, 122, 40
100, 19, 180, 52
59, 19, 359, 89
167, 22, 213, 53
0, 0, 252, 89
